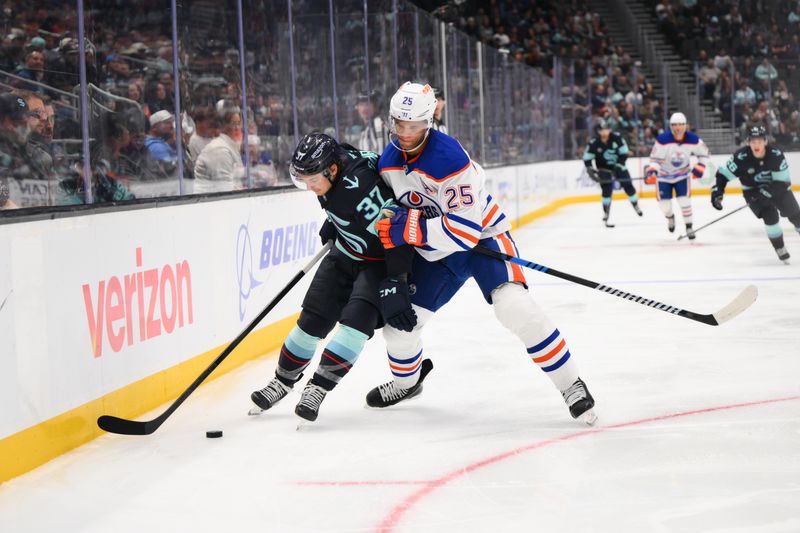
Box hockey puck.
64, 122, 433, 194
206, 430, 223, 439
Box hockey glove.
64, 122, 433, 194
319, 219, 337, 245
645, 167, 657, 185
586, 167, 601, 183
691, 163, 706, 179
710, 186, 724, 211
378, 277, 417, 332
376, 207, 428, 249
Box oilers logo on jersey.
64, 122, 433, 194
670, 151, 688, 169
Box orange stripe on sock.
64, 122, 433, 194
532, 338, 565, 363
389, 358, 422, 373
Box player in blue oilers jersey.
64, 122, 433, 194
365, 82, 597, 425
250, 132, 415, 422
711, 126, 800, 263
645, 112, 710, 239
583, 119, 643, 227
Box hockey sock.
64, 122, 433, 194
526, 328, 579, 391
766, 223, 785, 250
492, 283, 579, 391
387, 349, 424, 389
312, 325, 368, 391
602, 198, 611, 219
629, 192, 639, 203
678, 196, 693, 226
276, 326, 320, 385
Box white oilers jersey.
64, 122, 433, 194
647, 130, 710, 184
378, 129, 510, 261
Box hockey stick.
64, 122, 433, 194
97, 241, 333, 436
587, 168, 647, 184
677, 204, 749, 240
475, 245, 757, 326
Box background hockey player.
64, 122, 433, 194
711, 125, 800, 262
645, 112, 710, 239
582, 119, 643, 226
367, 82, 597, 424
250, 132, 415, 421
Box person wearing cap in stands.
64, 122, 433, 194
144, 109, 177, 163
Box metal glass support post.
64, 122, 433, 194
76, 0, 93, 204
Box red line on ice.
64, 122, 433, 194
375, 395, 800, 533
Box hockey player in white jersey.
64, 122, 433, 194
645, 112, 710, 239
365, 82, 597, 424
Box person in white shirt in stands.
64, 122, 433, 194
193, 107, 244, 193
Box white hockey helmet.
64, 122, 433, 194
669, 112, 687, 125
389, 82, 437, 128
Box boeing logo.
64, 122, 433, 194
236, 222, 263, 321
235, 218, 320, 321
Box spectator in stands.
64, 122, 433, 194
15, 49, 47, 94
431, 86, 447, 134
713, 48, 733, 72
102, 54, 132, 91
15, 90, 54, 181
93, 112, 132, 180
187, 106, 218, 162
0, 32, 26, 73
698, 59, 720, 100
193, 108, 245, 193
734, 80, 757, 107
356, 90, 387, 154
48, 37, 98, 92
248, 134, 277, 188
145, 110, 177, 164
754, 57, 779, 82
145, 82, 171, 115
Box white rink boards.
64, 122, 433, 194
1, 196, 798, 533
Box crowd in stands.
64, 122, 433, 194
649, 0, 800, 148
415, 0, 669, 157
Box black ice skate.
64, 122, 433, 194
602, 205, 614, 228
295, 382, 328, 422
686, 223, 696, 240
249, 376, 296, 415
775, 246, 790, 263
631, 202, 643, 216
666, 215, 676, 233
366, 359, 434, 408
561, 377, 597, 425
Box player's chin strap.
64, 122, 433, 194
387, 126, 431, 154
474, 245, 757, 327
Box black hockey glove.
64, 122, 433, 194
710, 186, 724, 211
586, 167, 600, 183
319, 219, 337, 245
379, 277, 417, 332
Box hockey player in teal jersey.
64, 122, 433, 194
583, 119, 643, 226
711, 126, 800, 262
249, 133, 416, 421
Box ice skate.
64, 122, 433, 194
631, 202, 643, 216
686, 223, 695, 240
666, 215, 676, 233
602, 205, 614, 228
561, 378, 597, 425
295, 382, 328, 422
366, 359, 434, 408
775, 246, 790, 263
249, 376, 295, 415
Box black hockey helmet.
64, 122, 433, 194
289, 132, 340, 188
595, 118, 611, 132
747, 125, 767, 140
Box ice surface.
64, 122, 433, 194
2, 198, 798, 533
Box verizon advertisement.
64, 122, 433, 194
0, 190, 321, 439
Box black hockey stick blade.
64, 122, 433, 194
97, 242, 333, 436
475, 245, 758, 326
